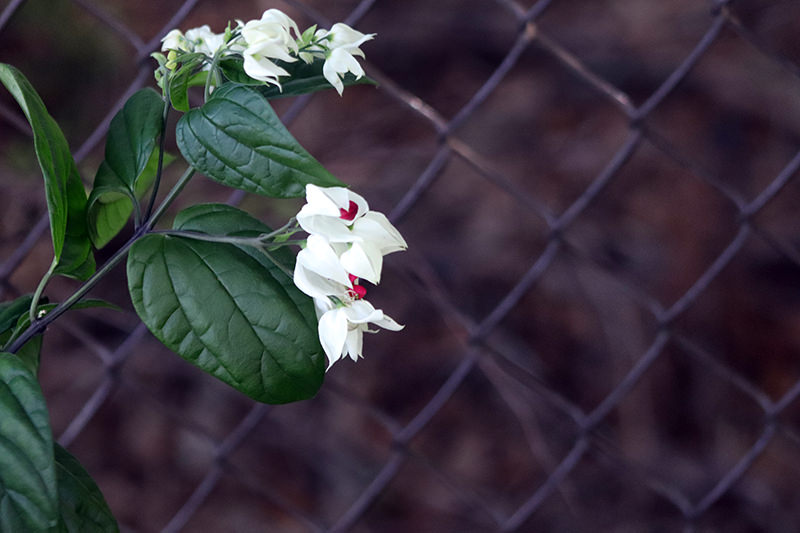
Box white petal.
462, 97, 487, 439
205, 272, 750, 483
327, 48, 365, 79
242, 51, 289, 86
293, 236, 352, 299
340, 241, 383, 284
327, 23, 375, 50
242, 12, 298, 56
261, 8, 300, 39
350, 211, 407, 255
245, 37, 296, 63
161, 29, 185, 52
318, 308, 348, 370
322, 57, 345, 96
306, 184, 369, 215
184, 26, 224, 55
304, 184, 346, 215
293, 262, 344, 300
296, 214, 355, 242
370, 312, 404, 331
298, 235, 352, 284
313, 297, 333, 320
344, 326, 364, 362
343, 300, 404, 331
342, 299, 380, 322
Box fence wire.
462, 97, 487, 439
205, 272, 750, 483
2, 0, 800, 531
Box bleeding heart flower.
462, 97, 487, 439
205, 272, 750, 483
315, 299, 403, 370
317, 23, 375, 95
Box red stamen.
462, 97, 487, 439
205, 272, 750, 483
339, 200, 358, 221
352, 284, 367, 299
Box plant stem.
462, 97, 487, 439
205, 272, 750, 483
204, 47, 226, 101
28, 259, 56, 324
8, 165, 196, 354
147, 166, 195, 229
266, 239, 306, 247
153, 230, 264, 247
144, 98, 171, 221
259, 217, 298, 241
8, 229, 143, 354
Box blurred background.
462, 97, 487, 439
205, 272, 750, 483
2, 0, 800, 531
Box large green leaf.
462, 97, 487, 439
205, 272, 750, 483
54, 444, 119, 533
0, 63, 94, 280
175, 82, 343, 198
172, 203, 317, 331
127, 210, 325, 403
0, 352, 58, 531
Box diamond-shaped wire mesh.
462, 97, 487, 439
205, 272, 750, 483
2, 0, 800, 531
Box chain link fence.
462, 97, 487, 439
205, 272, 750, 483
2, 0, 800, 531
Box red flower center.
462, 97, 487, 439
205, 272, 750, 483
339, 201, 359, 221
348, 273, 367, 299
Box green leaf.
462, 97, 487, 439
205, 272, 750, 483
175, 82, 344, 198
127, 213, 325, 404
0, 352, 58, 531
87, 149, 174, 249
86, 87, 166, 248
168, 54, 206, 112
172, 203, 317, 331
0, 295, 33, 337
258, 58, 378, 99
16, 335, 42, 377
0, 63, 95, 280
86, 163, 134, 249
54, 444, 119, 533
0, 297, 41, 365
104, 88, 163, 190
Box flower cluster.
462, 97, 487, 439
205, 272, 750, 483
160, 9, 374, 95
292, 185, 407, 370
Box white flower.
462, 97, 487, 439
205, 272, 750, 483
241, 9, 300, 52
318, 23, 375, 95
185, 25, 225, 56
243, 43, 292, 86
293, 235, 353, 301
296, 184, 369, 241
161, 29, 186, 52
291, 185, 407, 369
296, 185, 406, 284
291, 235, 403, 370
316, 299, 403, 370
240, 9, 299, 87
336, 214, 406, 284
